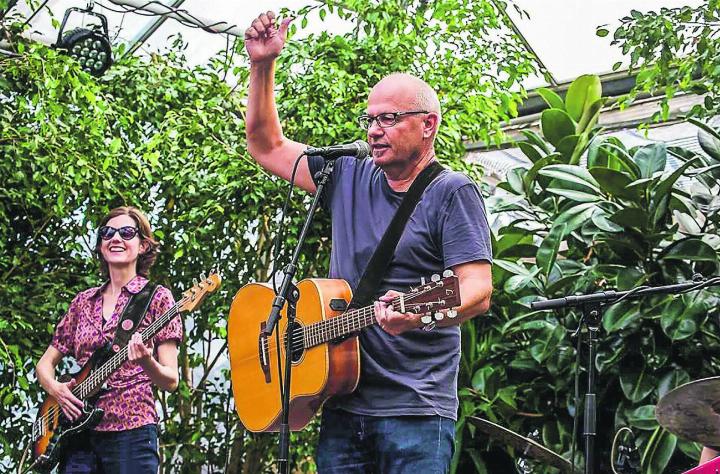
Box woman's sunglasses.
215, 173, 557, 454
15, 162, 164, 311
98, 225, 140, 241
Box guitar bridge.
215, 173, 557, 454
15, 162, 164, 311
258, 322, 271, 384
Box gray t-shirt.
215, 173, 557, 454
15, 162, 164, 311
308, 155, 492, 420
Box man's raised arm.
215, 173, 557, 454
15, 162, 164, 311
244, 11, 317, 194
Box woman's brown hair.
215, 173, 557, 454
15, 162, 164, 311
95, 206, 159, 277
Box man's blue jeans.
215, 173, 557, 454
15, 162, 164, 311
316, 408, 455, 474
60, 424, 159, 474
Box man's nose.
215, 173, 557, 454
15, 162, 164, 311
367, 121, 384, 137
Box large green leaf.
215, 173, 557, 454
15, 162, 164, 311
537, 223, 567, 277
546, 187, 601, 202
620, 367, 657, 403
523, 153, 559, 199
588, 167, 639, 201
633, 143, 667, 179
603, 300, 641, 333
518, 141, 545, 164
650, 157, 700, 226
554, 202, 598, 233
536, 87, 565, 110
555, 134, 580, 162
660, 297, 700, 340
660, 237, 718, 263
591, 212, 623, 232
627, 405, 659, 430
642, 429, 676, 474
610, 208, 647, 229
588, 137, 641, 178
538, 164, 600, 192
657, 369, 690, 399
576, 97, 605, 134
494, 259, 530, 276
541, 109, 576, 147
565, 74, 602, 122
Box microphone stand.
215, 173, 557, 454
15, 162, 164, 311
530, 274, 720, 474
263, 155, 335, 474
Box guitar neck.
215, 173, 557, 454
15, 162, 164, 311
72, 301, 184, 400
302, 299, 392, 349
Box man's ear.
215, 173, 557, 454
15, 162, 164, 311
423, 113, 440, 139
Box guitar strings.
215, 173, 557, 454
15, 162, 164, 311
258, 288, 437, 357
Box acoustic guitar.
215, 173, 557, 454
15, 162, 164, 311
228, 273, 461, 432
25, 273, 221, 473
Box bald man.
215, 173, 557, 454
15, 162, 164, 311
244, 11, 493, 473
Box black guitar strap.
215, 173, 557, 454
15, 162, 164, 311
348, 161, 444, 310
110, 282, 159, 353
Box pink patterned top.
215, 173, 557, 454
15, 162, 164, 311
51, 275, 182, 431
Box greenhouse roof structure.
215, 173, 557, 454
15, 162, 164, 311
2, 0, 704, 88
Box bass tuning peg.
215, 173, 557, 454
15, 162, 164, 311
442, 269, 454, 277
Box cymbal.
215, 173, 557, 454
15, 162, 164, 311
656, 376, 720, 446
468, 416, 574, 473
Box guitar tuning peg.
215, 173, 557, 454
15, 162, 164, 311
420, 314, 433, 325
442, 269, 454, 278
193, 278, 198, 286
431, 274, 440, 282
434, 312, 444, 321
447, 309, 458, 319
200, 272, 207, 281
420, 277, 426, 285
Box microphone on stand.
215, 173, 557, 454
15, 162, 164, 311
305, 140, 371, 159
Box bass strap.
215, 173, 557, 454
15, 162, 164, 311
110, 281, 159, 352
348, 161, 444, 310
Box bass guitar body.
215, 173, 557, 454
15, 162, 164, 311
228, 278, 360, 432
31, 349, 107, 473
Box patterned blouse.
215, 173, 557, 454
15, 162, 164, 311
51, 275, 182, 431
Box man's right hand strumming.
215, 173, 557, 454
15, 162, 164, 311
244, 11, 291, 65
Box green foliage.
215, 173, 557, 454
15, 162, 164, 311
601, 1, 720, 120
453, 74, 720, 473
1, 0, 538, 471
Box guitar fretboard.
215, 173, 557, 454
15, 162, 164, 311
300, 296, 409, 348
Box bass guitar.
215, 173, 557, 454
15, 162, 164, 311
228, 273, 460, 432
26, 273, 221, 473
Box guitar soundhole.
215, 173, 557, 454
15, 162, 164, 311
285, 320, 306, 363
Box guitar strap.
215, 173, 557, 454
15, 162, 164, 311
348, 161, 444, 310
109, 282, 159, 353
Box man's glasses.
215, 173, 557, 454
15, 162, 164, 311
357, 110, 428, 130
98, 226, 140, 241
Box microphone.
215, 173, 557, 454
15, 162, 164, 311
304, 140, 371, 159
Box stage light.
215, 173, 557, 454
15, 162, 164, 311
55, 7, 112, 77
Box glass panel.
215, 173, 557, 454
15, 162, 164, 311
508, 0, 704, 83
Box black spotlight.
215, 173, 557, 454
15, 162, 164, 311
55, 7, 112, 77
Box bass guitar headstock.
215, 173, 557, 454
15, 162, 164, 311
180, 272, 222, 313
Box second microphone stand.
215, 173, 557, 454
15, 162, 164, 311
531, 275, 720, 474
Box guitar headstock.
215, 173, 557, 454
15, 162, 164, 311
403, 270, 461, 316
179, 272, 222, 313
